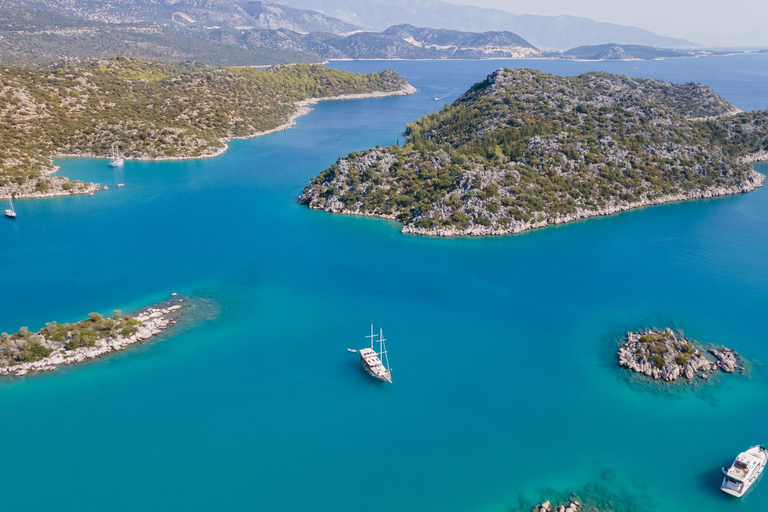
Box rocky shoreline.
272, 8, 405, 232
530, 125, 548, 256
0, 85, 416, 201
741, 150, 768, 164
307, 169, 764, 238
618, 328, 745, 382
401, 171, 765, 237
0, 297, 186, 376
0, 169, 100, 201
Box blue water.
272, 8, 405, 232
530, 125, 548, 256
2, 55, 768, 511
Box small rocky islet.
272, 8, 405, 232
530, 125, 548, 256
0, 296, 189, 376
618, 328, 745, 382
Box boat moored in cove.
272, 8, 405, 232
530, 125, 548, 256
4, 197, 16, 218
109, 142, 124, 167
721, 445, 767, 497
359, 324, 392, 383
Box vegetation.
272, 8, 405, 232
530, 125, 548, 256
634, 330, 691, 368
0, 57, 410, 197
301, 69, 768, 236
0, 310, 140, 364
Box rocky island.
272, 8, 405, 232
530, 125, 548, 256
300, 68, 768, 237
0, 296, 189, 376
618, 328, 745, 382
0, 58, 414, 199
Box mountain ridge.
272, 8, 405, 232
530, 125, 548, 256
277, 0, 696, 50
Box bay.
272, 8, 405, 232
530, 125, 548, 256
2, 55, 768, 511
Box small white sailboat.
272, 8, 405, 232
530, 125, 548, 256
358, 324, 392, 383
109, 142, 124, 167
434, 91, 439, 101
4, 197, 16, 218
722, 445, 767, 497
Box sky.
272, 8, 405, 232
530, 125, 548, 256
445, 0, 768, 47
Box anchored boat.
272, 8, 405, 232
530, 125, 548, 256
109, 142, 124, 167
721, 445, 767, 497
4, 198, 16, 219
359, 324, 392, 383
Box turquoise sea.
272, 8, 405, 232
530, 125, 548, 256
2, 55, 768, 511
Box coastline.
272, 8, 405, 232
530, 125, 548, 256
307, 167, 765, 238
403, 170, 766, 237
0, 297, 186, 377
1, 85, 417, 201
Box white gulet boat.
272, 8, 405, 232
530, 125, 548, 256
109, 142, 124, 167
4, 198, 16, 218
721, 445, 767, 497
359, 325, 392, 383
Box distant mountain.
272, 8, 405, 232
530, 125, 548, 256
3, 0, 359, 35
237, 1, 359, 33
277, 0, 696, 50
0, 5, 541, 65
561, 44, 717, 61
245, 24, 538, 59
0, 8, 318, 66
383, 24, 538, 58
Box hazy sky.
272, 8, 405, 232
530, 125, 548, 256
445, 0, 768, 46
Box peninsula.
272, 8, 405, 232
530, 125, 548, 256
0, 58, 414, 199
0, 296, 187, 376
618, 328, 744, 382
300, 69, 768, 237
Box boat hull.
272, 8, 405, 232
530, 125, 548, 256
4, 209, 16, 218
362, 363, 392, 383
721, 446, 767, 497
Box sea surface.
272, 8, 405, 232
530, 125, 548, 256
2, 55, 768, 511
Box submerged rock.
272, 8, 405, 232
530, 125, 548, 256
534, 498, 580, 512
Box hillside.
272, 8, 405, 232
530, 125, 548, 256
0, 0, 359, 66
245, 24, 539, 59
0, 58, 413, 199
300, 69, 768, 237
277, 0, 696, 50
382, 24, 539, 59
0, 8, 318, 67
3, 0, 359, 34
0, 6, 540, 65
562, 44, 717, 61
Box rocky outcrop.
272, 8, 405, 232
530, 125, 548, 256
534, 498, 581, 512
0, 167, 99, 200
0, 297, 186, 376
618, 328, 746, 382
741, 150, 768, 164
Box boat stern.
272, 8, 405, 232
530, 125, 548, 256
721, 473, 746, 497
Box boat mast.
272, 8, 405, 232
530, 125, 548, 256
379, 328, 390, 372
366, 323, 376, 349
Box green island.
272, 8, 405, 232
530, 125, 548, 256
300, 68, 768, 236
0, 296, 187, 376
618, 328, 744, 382
0, 58, 413, 198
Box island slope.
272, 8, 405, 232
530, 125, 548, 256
0, 58, 414, 199
300, 69, 768, 236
